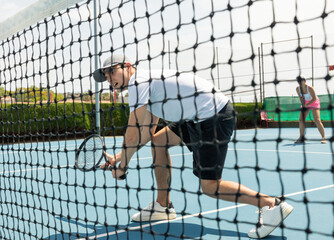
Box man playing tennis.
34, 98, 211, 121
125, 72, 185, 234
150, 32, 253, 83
93, 54, 293, 239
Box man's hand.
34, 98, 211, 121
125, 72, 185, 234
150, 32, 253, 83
100, 152, 120, 170
112, 166, 128, 180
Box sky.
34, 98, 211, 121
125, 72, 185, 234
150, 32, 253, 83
0, 0, 333, 102
0, 0, 38, 23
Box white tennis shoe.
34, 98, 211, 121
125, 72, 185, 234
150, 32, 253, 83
132, 201, 177, 222
248, 200, 294, 239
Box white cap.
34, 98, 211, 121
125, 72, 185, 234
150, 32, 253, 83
93, 54, 133, 83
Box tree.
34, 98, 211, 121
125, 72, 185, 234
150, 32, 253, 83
101, 92, 111, 101
0, 87, 5, 97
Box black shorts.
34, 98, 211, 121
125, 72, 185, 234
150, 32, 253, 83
168, 101, 236, 180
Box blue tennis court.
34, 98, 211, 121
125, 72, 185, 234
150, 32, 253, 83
0, 127, 333, 239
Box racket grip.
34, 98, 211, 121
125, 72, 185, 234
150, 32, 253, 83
108, 165, 128, 179
118, 166, 128, 180
119, 173, 127, 179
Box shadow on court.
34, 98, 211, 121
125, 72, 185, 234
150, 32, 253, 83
46, 217, 287, 240
281, 143, 312, 147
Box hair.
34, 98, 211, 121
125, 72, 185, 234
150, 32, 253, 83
297, 76, 306, 83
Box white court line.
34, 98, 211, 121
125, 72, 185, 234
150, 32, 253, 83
77, 184, 334, 240
0, 142, 124, 155
0, 165, 70, 175
235, 133, 327, 137
1, 147, 332, 175
2, 146, 333, 158
229, 148, 334, 155
2, 130, 330, 154
283, 184, 334, 197
2, 137, 332, 156
0, 136, 125, 155
0, 153, 193, 175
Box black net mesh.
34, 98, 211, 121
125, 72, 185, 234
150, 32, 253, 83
0, 0, 333, 239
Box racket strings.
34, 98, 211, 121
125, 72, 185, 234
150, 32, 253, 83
77, 137, 104, 167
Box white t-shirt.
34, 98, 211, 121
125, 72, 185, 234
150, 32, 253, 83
128, 69, 229, 122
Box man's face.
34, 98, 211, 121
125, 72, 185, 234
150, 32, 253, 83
104, 64, 128, 90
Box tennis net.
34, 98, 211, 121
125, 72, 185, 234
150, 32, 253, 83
0, 0, 333, 239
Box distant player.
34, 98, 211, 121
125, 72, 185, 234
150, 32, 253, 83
295, 76, 326, 144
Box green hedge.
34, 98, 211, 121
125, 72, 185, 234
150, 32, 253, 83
233, 102, 263, 129
0, 102, 261, 139
98, 103, 129, 136
0, 103, 92, 138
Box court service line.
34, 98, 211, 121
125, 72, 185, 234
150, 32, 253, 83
78, 184, 334, 240
0, 153, 193, 175
1, 146, 332, 175
282, 184, 334, 197
1, 144, 332, 159
229, 148, 334, 155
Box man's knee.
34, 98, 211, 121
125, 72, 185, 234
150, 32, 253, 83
151, 134, 168, 158
200, 179, 220, 196
153, 127, 181, 147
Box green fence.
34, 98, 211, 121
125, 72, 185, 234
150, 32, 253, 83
263, 94, 334, 121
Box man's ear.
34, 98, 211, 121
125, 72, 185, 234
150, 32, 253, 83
125, 62, 132, 73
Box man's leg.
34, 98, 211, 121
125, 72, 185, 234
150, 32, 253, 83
200, 179, 275, 208
132, 126, 182, 222
191, 102, 293, 238
151, 126, 182, 207
200, 179, 293, 239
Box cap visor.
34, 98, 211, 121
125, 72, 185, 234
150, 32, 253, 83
93, 69, 107, 82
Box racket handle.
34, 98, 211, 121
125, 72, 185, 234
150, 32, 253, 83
107, 165, 128, 179
119, 173, 127, 179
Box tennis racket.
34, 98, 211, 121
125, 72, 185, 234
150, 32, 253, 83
75, 134, 127, 179
75, 134, 105, 172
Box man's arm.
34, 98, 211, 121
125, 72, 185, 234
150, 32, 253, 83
102, 107, 159, 169
113, 105, 159, 179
